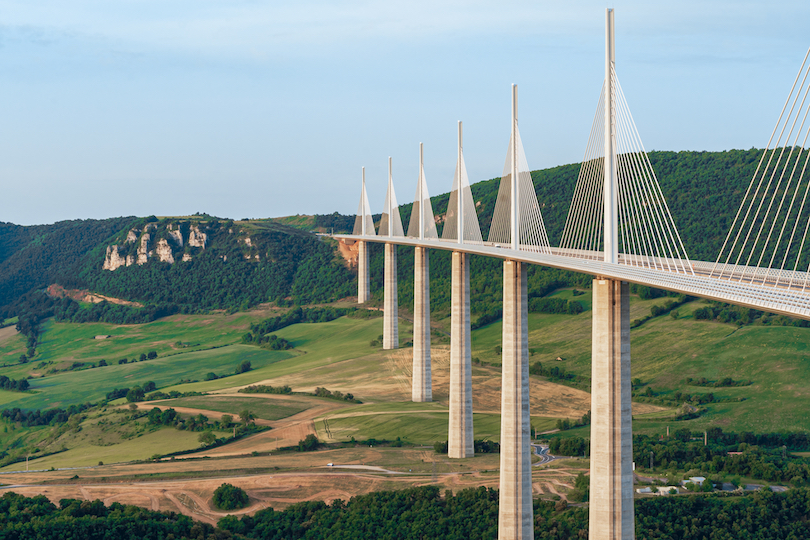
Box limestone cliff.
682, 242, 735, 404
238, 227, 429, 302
188, 225, 207, 248
155, 238, 174, 263
137, 234, 151, 265
103, 246, 127, 271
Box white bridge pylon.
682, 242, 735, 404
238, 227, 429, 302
559, 66, 693, 275
488, 86, 552, 253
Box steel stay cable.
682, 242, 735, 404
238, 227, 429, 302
714, 47, 810, 279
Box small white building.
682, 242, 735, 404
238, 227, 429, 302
657, 486, 679, 496
635, 487, 653, 494
681, 476, 706, 487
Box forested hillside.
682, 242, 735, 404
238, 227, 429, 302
0, 218, 136, 310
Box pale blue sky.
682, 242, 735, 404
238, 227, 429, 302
1, 1, 808, 225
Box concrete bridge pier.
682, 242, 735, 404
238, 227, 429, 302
412, 246, 432, 401
499, 260, 533, 540
589, 278, 634, 540
383, 243, 399, 349
357, 240, 370, 304
448, 250, 473, 457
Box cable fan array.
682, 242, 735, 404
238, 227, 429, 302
407, 161, 439, 239
487, 127, 551, 252
441, 147, 483, 243
352, 169, 376, 237
560, 67, 692, 274
378, 167, 405, 237
712, 48, 810, 290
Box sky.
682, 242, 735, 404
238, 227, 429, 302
1, 1, 809, 226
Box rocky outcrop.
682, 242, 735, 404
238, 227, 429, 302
103, 220, 223, 271
137, 234, 151, 265
167, 224, 183, 247
189, 225, 207, 248
103, 246, 127, 271
244, 237, 252, 246
155, 239, 174, 263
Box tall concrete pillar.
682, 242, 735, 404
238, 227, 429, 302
383, 243, 398, 350
448, 251, 473, 458
412, 246, 432, 402
589, 278, 634, 540
357, 241, 370, 304
499, 260, 532, 540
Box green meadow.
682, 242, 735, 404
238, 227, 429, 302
2, 288, 810, 470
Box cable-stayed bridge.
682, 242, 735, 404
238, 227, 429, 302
336, 9, 810, 540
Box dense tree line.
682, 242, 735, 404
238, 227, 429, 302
686, 377, 752, 388
218, 486, 586, 540
6, 484, 810, 538
693, 301, 810, 327
0, 492, 230, 539
529, 361, 589, 388
0, 374, 29, 392
633, 429, 810, 484
239, 384, 293, 395
548, 436, 588, 457
1, 403, 92, 427
247, 307, 354, 339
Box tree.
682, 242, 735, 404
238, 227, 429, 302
18, 354, 27, 364
221, 414, 233, 427
139, 353, 147, 362
198, 431, 216, 446
212, 483, 249, 510
98, 359, 107, 367
126, 386, 144, 402
298, 434, 319, 452
240, 409, 255, 425
236, 360, 252, 374
143, 381, 156, 392
147, 351, 158, 359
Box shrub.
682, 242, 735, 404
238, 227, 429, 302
298, 434, 319, 452
212, 483, 249, 510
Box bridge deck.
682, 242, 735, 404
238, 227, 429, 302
335, 235, 810, 321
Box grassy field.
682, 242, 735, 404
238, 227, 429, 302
0, 345, 293, 411
155, 395, 313, 421
2, 287, 810, 473
317, 409, 559, 445
0, 427, 202, 471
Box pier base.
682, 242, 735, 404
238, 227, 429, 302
448, 251, 473, 458
357, 241, 370, 304
412, 246, 432, 402
383, 243, 398, 350
589, 278, 634, 540
499, 260, 533, 540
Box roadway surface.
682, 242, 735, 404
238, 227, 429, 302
337, 234, 810, 320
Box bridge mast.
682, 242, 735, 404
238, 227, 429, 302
511, 84, 519, 250
413, 144, 432, 401
357, 167, 370, 303
499, 84, 533, 540
448, 121, 474, 457
590, 8, 635, 540
383, 157, 399, 349
604, 8, 618, 263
